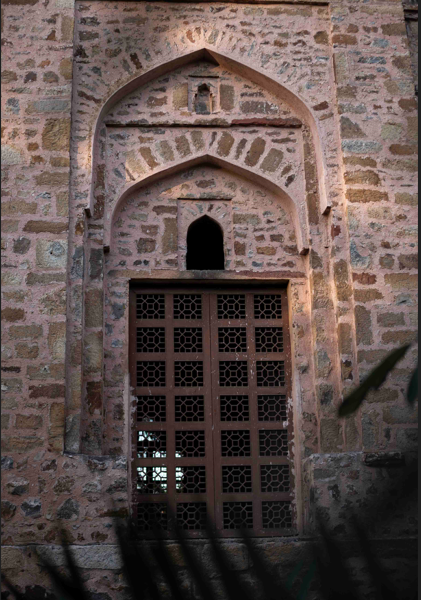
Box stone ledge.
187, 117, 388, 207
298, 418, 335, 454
364, 451, 406, 467
2, 536, 417, 571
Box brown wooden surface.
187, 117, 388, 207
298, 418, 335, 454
130, 284, 294, 538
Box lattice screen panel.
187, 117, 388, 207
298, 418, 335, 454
130, 287, 293, 538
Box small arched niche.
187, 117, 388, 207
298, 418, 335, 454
186, 215, 225, 270
194, 83, 212, 114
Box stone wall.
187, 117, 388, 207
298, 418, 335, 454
1, 0, 418, 597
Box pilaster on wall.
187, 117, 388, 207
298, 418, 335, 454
2, 0, 75, 457
330, 0, 418, 453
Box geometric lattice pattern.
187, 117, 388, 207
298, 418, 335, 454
259, 430, 288, 457
177, 502, 207, 530
174, 295, 202, 319
137, 327, 166, 353
254, 295, 283, 320
260, 465, 290, 493
137, 430, 167, 458
223, 502, 253, 529
218, 328, 247, 353
220, 395, 249, 422
137, 361, 166, 387
175, 396, 205, 422
262, 501, 292, 529
131, 287, 293, 536
175, 430, 206, 457
175, 361, 204, 387
136, 294, 165, 319
137, 503, 168, 531
137, 466, 168, 494
256, 361, 285, 387
176, 466, 206, 494
221, 430, 251, 457
222, 466, 252, 493
137, 396, 166, 422
217, 295, 246, 320
257, 395, 287, 422
255, 327, 283, 353
219, 361, 248, 387
174, 328, 203, 353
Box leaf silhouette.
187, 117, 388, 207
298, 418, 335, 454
407, 366, 418, 404
338, 344, 411, 417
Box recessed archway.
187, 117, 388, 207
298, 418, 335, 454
89, 47, 331, 216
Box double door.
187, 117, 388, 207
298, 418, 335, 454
130, 286, 294, 537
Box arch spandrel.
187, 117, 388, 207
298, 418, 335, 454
104, 58, 301, 127
90, 47, 332, 219
105, 154, 309, 255
107, 162, 304, 278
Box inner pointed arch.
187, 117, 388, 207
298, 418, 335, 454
107, 155, 308, 254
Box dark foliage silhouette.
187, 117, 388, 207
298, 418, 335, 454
2, 455, 417, 600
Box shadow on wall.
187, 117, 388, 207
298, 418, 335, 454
2, 452, 418, 600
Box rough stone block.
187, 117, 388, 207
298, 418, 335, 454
46, 322, 66, 362
15, 414, 43, 429
36, 240, 68, 270
355, 305, 373, 346
1, 547, 25, 570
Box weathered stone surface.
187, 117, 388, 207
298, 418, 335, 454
15, 414, 43, 429
355, 305, 373, 346
260, 148, 284, 173
136, 238, 156, 253
385, 274, 418, 290
2, 201, 37, 216
340, 117, 366, 138
21, 499, 42, 518
2, 308, 25, 322
84, 332, 102, 374
162, 218, 177, 254
23, 221, 68, 234
56, 499, 79, 520
1, 547, 24, 570
36, 240, 68, 269
8, 324, 43, 340
6, 478, 29, 496
35, 172, 69, 187
320, 419, 342, 452
244, 138, 266, 167
217, 132, 235, 157
1, 144, 24, 165
1, 500, 17, 521
334, 259, 352, 301
85, 289, 103, 328
395, 193, 418, 206
36, 545, 122, 569
344, 170, 380, 186
346, 189, 388, 203
48, 322, 66, 361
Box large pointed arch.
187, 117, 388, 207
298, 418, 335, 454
105, 154, 309, 255
89, 47, 331, 217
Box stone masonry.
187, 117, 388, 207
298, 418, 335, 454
1, 0, 418, 597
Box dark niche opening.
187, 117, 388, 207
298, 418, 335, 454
186, 216, 225, 270
194, 83, 212, 115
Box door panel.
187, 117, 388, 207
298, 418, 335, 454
130, 286, 294, 537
